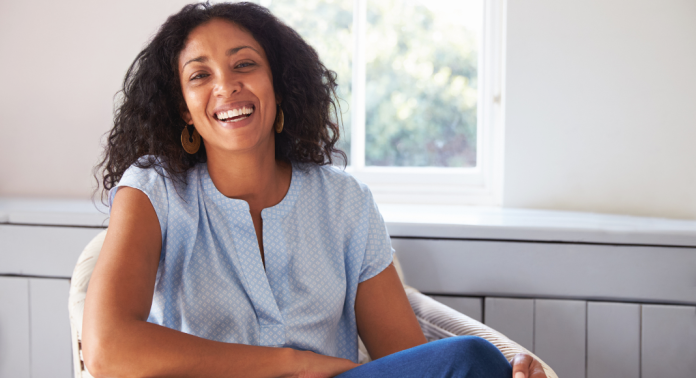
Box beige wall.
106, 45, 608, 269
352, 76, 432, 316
503, 0, 696, 219
0, 0, 192, 198
2, 0, 696, 219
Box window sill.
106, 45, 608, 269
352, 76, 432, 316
380, 204, 696, 247
2, 197, 696, 247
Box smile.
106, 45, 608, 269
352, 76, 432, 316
214, 105, 255, 123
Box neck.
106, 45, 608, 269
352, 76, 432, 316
205, 141, 290, 211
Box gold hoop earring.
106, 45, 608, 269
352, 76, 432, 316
274, 106, 284, 133
181, 125, 201, 154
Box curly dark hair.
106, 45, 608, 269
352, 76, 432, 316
95, 1, 345, 199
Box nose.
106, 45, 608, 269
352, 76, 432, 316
213, 71, 241, 98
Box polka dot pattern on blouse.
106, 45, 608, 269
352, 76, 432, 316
110, 159, 394, 362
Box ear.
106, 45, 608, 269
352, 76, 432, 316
180, 103, 193, 125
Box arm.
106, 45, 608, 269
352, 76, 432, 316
354, 263, 427, 359
82, 187, 357, 378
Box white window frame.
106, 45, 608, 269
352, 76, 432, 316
346, 0, 506, 206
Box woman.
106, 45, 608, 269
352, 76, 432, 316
83, 2, 546, 377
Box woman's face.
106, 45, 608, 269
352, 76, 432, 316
178, 18, 277, 155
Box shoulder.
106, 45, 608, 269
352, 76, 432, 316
114, 157, 175, 199
110, 156, 203, 237
109, 156, 202, 211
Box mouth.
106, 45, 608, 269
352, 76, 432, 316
214, 105, 255, 123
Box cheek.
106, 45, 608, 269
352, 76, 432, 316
180, 84, 208, 121
186, 91, 207, 116
254, 77, 277, 125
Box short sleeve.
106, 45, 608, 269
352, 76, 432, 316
358, 190, 395, 283
108, 163, 170, 242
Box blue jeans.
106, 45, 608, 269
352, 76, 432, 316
336, 336, 512, 378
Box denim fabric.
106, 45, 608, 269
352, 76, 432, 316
336, 336, 512, 378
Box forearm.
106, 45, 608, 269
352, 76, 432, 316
355, 264, 427, 360
83, 319, 297, 378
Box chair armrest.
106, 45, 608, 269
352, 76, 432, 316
405, 286, 558, 378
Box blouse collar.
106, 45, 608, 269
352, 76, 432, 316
200, 161, 302, 220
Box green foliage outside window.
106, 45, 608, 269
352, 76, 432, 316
365, 0, 478, 167
266, 0, 479, 167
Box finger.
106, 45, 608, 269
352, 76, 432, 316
511, 353, 534, 378
529, 360, 548, 378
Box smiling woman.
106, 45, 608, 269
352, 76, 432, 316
178, 20, 278, 156
85, 2, 539, 378
96, 3, 344, 193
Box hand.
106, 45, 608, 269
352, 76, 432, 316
511, 353, 547, 378
292, 349, 359, 378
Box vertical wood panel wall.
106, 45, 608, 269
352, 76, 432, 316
0, 277, 73, 378
29, 279, 72, 378
484, 297, 534, 352
534, 299, 587, 378
3, 211, 696, 377
430, 296, 696, 378
0, 277, 31, 378
642, 305, 696, 378
587, 302, 640, 378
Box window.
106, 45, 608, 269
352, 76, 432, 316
260, 0, 505, 205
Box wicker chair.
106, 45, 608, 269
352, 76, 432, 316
69, 230, 558, 378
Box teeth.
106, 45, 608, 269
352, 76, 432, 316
217, 106, 254, 121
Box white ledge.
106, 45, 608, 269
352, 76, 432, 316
380, 204, 696, 247
0, 197, 109, 227
2, 197, 696, 246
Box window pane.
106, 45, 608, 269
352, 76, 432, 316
265, 0, 354, 163
365, 0, 481, 167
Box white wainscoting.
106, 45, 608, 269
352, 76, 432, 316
394, 233, 696, 378
2, 199, 696, 377
0, 277, 72, 378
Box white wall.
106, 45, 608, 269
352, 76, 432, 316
2, 0, 696, 220
0, 0, 192, 198
503, 0, 696, 219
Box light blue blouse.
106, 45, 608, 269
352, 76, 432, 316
110, 160, 394, 362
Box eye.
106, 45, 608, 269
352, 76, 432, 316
236, 61, 255, 69
190, 72, 209, 81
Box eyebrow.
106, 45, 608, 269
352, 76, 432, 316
226, 45, 258, 56
182, 45, 259, 69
